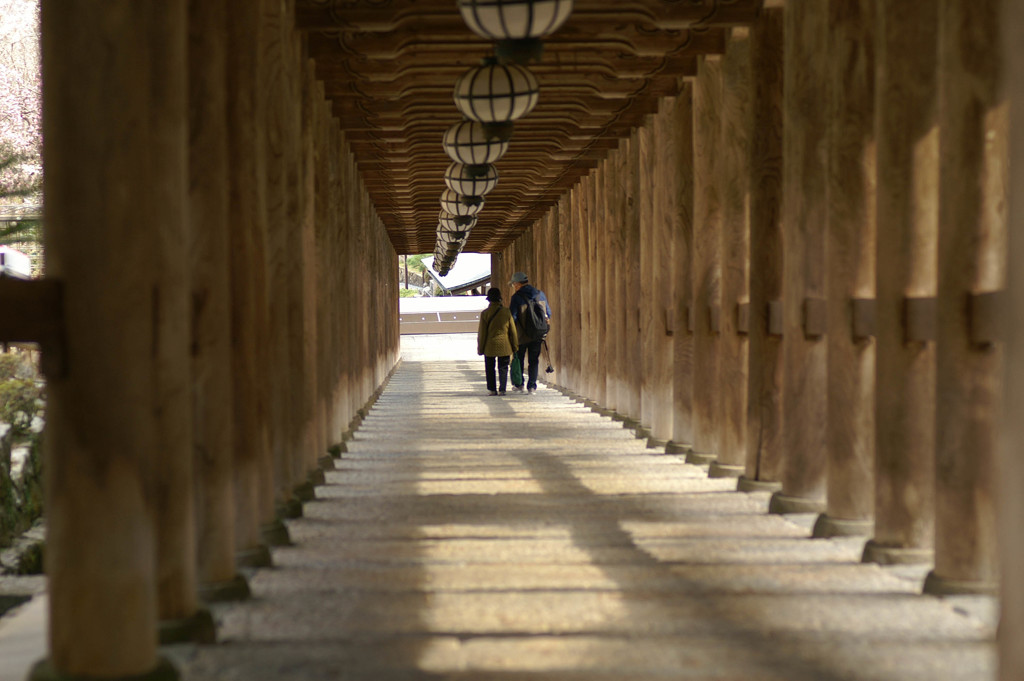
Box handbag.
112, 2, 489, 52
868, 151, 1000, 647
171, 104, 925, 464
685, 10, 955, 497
510, 354, 523, 387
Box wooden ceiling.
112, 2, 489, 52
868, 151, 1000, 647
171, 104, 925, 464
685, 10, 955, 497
296, 0, 764, 255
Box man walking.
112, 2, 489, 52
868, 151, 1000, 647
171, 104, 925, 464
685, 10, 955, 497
508, 271, 552, 394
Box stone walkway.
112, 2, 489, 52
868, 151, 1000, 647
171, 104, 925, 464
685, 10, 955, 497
178, 354, 996, 681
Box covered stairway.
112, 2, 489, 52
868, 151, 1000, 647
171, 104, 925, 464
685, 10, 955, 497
1, 1, 1023, 680
180, 349, 994, 680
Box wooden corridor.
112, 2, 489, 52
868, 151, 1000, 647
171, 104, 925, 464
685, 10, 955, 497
177, 357, 994, 680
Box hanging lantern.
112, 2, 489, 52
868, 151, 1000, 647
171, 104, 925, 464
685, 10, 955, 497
453, 58, 539, 136
437, 227, 470, 249
440, 188, 484, 217
439, 210, 477, 231
444, 162, 499, 197
443, 119, 510, 164
458, 0, 573, 63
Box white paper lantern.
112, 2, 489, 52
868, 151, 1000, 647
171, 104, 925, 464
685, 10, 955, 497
438, 210, 478, 231
458, 0, 573, 41
443, 119, 510, 165
444, 162, 499, 197
440, 189, 484, 217
454, 59, 539, 124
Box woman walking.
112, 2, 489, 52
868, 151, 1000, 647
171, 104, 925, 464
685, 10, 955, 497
477, 287, 518, 395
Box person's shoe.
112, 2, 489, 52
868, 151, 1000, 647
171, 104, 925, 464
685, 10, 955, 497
498, 390, 506, 396
528, 387, 536, 395
488, 390, 498, 396
512, 385, 524, 392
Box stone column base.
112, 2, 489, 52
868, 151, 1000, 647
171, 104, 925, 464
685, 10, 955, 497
665, 441, 691, 455
708, 462, 745, 479
922, 571, 998, 596
294, 481, 315, 503
30, 656, 179, 681
261, 519, 292, 547
610, 412, 629, 423
861, 539, 933, 565
235, 544, 272, 569
768, 491, 826, 515
159, 607, 216, 645
622, 418, 642, 432
736, 476, 783, 493
812, 514, 873, 538
307, 469, 326, 487
278, 498, 303, 520
199, 573, 251, 603
646, 437, 669, 450
595, 406, 616, 418
317, 455, 336, 471
328, 443, 346, 457
685, 451, 717, 466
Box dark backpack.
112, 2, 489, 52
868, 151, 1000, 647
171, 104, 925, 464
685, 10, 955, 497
519, 294, 549, 342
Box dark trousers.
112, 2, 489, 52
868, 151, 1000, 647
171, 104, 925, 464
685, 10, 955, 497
485, 355, 511, 392
515, 339, 543, 390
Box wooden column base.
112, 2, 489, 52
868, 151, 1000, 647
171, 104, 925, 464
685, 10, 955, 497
686, 451, 717, 466
665, 441, 692, 455
708, 462, 745, 479
199, 574, 251, 603
235, 544, 272, 569
737, 476, 783, 493
812, 514, 874, 538
922, 571, 998, 596
861, 540, 933, 565
159, 607, 216, 645
30, 657, 179, 681
768, 492, 826, 515
261, 519, 292, 547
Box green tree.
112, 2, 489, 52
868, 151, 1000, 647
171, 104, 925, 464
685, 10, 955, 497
0, 147, 40, 247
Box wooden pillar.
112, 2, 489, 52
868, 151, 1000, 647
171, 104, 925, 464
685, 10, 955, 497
1000, 0, 1024, 672
584, 173, 599, 404
711, 28, 752, 479
279, 24, 316, 504
926, 0, 1005, 596
299, 44, 324, 481
578, 176, 595, 401
639, 119, 656, 436
864, 1, 938, 566
260, 0, 300, 535
591, 166, 608, 407
691, 55, 724, 466
648, 102, 675, 447
187, 0, 249, 604
604, 154, 621, 414
142, 0, 207, 647
38, 0, 184, 677
313, 87, 336, 464
621, 134, 643, 424
226, 0, 274, 569
770, 0, 829, 515
740, 7, 785, 493
558, 194, 575, 391
669, 84, 696, 455
815, 0, 878, 537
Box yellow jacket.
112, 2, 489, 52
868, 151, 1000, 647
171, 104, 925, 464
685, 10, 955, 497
477, 302, 518, 357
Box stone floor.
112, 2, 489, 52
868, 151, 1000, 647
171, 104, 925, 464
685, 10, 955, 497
0, 335, 999, 680
178, 346, 995, 680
